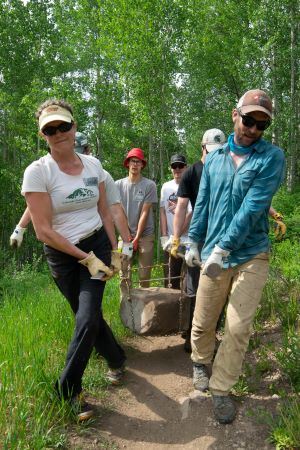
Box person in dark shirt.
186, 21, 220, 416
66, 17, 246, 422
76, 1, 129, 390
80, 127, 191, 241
170, 129, 226, 352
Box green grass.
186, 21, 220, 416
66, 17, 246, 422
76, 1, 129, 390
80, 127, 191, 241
270, 399, 300, 450
0, 269, 129, 449
0, 228, 299, 448
276, 330, 300, 392
245, 236, 300, 450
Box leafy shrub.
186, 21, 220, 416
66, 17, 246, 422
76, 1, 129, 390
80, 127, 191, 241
276, 330, 300, 392
269, 187, 300, 242
277, 296, 299, 331
269, 398, 300, 450
270, 240, 300, 282
272, 187, 300, 218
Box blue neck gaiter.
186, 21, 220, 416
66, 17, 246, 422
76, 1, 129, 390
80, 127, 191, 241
228, 132, 260, 155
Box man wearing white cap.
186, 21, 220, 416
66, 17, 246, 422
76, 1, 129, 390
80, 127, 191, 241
170, 129, 226, 352
185, 89, 285, 424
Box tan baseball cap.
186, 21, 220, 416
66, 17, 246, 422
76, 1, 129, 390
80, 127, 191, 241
39, 105, 74, 130
237, 89, 272, 118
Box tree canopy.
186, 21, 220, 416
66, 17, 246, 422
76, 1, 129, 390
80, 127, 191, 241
1, 0, 299, 262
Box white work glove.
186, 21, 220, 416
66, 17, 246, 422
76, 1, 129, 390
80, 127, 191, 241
185, 240, 200, 267
202, 245, 230, 278
79, 251, 114, 280
160, 235, 170, 250
118, 240, 133, 258
10, 225, 27, 248
122, 241, 133, 258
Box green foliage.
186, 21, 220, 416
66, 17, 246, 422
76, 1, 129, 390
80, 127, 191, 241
270, 188, 300, 242
1, 0, 300, 269
268, 398, 300, 450
271, 240, 300, 282
0, 263, 128, 448
233, 374, 253, 396
256, 276, 285, 323
249, 222, 300, 445
276, 331, 300, 392
277, 296, 299, 331
0, 279, 72, 448
1, 2, 300, 445
271, 187, 300, 218
255, 350, 273, 376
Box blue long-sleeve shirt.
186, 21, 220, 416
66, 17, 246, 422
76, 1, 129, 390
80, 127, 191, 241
188, 139, 285, 267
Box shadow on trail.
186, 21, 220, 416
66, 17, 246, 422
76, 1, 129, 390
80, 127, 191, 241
123, 335, 192, 378
98, 336, 275, 449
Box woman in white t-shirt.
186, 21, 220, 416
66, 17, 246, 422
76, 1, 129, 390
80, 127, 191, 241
22, 99, 128, 421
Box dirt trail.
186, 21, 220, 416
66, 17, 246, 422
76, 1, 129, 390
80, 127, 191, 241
69, 334, 278, 449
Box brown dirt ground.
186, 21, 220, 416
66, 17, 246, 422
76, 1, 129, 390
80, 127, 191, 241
68, 333, 281, 450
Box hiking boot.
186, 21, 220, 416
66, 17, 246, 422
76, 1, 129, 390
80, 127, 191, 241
193, 363, 209, 391
212, 394, 236, 424
107, 364, 125, 386
71, 393, 94, 422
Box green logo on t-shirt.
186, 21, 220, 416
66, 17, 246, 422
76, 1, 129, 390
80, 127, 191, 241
67, 188, 95, 199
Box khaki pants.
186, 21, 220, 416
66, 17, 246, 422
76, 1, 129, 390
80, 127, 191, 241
191, 253, 269, 395
120, 234, 154, 291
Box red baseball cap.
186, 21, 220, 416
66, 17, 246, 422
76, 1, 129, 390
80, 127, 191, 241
123, 148, 147, 168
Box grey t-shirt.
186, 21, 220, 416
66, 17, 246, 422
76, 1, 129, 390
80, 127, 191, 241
104, 170, 120, 206
115, 176, 157, 237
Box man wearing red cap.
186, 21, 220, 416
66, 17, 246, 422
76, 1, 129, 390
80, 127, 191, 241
185, 89, 285, 424
116, 148, 157, 288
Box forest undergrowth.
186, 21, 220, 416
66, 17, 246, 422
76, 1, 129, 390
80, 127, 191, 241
0, 189, 299, 449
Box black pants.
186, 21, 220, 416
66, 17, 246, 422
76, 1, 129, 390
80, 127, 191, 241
44, 227, 126, 399
163, 250, 184, 290
185, 264, 201, 340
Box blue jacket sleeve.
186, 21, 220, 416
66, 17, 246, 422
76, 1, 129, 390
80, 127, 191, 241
219, 148, 285, 251
188, 162, 210, 243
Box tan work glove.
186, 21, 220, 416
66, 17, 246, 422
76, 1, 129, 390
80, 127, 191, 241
79, 251, 114, 280
111, 250, 123, 273
170, 237, 181, 258
272, 212, 286, 241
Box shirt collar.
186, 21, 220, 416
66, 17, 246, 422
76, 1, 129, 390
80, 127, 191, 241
223, 139, 267, 154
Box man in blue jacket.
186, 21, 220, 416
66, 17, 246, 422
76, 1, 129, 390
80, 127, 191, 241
185, 89, 285, 424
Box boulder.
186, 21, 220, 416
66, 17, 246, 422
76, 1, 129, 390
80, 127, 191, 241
120, 286, 190, 335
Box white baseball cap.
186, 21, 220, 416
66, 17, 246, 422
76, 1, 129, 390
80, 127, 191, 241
75, 132, 88, 153
202, 128, 226, 152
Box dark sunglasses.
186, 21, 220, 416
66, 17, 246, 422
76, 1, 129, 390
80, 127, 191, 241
171, 163, 185, 169
238, 109, 271, 131
42, 122, 73, 136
